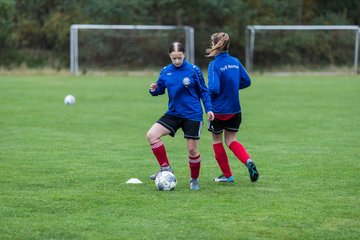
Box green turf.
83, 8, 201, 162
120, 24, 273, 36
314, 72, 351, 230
0, 73, 359, 239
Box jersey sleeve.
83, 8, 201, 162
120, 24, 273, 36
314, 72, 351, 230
149, 68, 166, 96
194, 65, 213, 113
239, 62, 251, 89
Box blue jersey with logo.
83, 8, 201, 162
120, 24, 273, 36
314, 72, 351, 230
150, 60, 213, 121
208, 52, 251, 114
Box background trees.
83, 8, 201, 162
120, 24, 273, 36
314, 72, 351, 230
0, 0, 359, 69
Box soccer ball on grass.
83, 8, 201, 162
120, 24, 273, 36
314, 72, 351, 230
64, 95, 75, 105
155, 171, 177, 191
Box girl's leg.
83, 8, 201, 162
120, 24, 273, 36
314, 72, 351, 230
224, 130, 250, 165
146, 123, 171, 168
224, 130, 259, 182
212, 133, 232, 178
187, 139, 200, 179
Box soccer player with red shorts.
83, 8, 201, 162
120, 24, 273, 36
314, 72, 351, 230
206, 32, 259, 183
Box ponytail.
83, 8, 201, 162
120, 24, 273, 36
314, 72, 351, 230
205, 32, 230, 58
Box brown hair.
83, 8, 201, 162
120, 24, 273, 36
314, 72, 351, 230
205, 32, 230, 57
169, 42, 185, 54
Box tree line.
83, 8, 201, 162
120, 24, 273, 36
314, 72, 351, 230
0, 0, 359, 70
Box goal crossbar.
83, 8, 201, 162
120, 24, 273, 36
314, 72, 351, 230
249, 25, 359, 31
245, 25, 360, 73
70, 24, 195, 74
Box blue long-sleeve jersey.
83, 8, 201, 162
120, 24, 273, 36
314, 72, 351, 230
208, 52, 251, 114
150, 60, 213, 121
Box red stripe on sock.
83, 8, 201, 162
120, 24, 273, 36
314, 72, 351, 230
189, 155, 201, 179
151, 140, 170, 167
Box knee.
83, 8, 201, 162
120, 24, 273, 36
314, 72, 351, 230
224, 131, 237, 147
188, 148, 199, 157
225, 139, 235, 148
146, 130, 157, 144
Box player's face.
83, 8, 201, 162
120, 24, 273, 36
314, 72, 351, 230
169, 51, 185, 67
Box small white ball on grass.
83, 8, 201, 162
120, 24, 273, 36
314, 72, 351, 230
64, 95, 75, 106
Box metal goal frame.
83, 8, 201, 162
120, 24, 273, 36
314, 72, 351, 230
245, 25, 360, 74
70, 24, 195, 75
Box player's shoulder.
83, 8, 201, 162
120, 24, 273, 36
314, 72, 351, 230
230, 55, 240, 63
193, 65, 204, 77
192, 64, 201, 71
208, 59, 216, 67
186, 62, 202, 73
229, 56, 245, 68
160, 64, 172, 75
220, 54, 241, 67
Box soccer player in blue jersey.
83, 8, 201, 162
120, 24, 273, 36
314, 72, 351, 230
146, 42, 214, 190
206, 32, 259, 183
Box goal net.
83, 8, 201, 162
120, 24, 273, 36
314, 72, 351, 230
70, 25, 195, 74
245, 25, 360, 74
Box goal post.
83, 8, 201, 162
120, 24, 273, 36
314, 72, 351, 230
245, 25, 360, 74
70, 24, 195, 75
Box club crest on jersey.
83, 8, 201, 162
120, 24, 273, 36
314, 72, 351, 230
182, 77, 190, 87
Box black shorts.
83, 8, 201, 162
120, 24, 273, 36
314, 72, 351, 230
157, 114, 203, 139
208, 112, 242, 134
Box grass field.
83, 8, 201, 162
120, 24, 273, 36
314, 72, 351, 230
0, 73, 359, 239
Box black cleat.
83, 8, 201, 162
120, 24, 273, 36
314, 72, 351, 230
246, 160, 259, 182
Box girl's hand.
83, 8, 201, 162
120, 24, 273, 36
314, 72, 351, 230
207, 111, 215, 121
150, 83, 158, 92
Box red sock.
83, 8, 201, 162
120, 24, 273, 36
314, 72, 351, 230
150, 140, 169, 167
213, 143, 232, 178
229, 141, 250, 165
189, 155, 201, 179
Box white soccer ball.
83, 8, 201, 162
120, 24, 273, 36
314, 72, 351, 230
64, 95, 75, 105
155, 171, 177, 191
